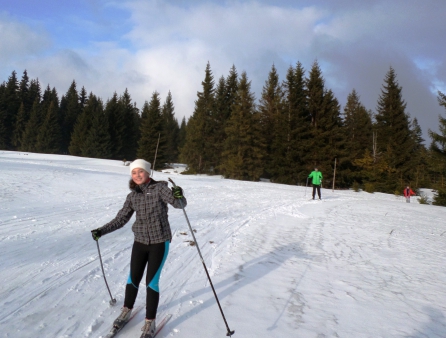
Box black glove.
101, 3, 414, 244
172, 186, 184, 199
91, 228, 102, 241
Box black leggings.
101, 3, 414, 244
124, 241, 169, 319
312, 184, 321, 199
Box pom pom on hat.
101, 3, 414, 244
129, 159, 151, 175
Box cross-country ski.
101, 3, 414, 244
102, 306, 143, 338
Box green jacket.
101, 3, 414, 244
308, 170, 323, 185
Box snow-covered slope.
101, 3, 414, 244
1, 151, 445, 338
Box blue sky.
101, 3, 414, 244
1, 0, 445, 140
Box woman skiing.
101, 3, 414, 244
91, 159, 186, 338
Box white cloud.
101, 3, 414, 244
0, 13, 51, 63
1, 1, 445, 138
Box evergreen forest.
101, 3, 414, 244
1, 62, 446, 204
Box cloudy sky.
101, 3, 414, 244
1, 0, 445, 141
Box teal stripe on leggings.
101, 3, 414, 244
147, 241, 169, 292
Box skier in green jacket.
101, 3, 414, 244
308, 167, 323, 200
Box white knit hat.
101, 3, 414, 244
129, 159, 151, 175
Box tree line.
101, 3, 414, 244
180, 61, 446, 202
0, 70, 185, 169
1, 63, 445, 204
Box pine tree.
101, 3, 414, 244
375, 67, 416, 192
36, 101, 61, 154
180, 62, 215, 173
220, 72, 264, 180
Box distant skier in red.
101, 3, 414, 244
403, 186, 416, 203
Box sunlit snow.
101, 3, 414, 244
1, 151, 445, 337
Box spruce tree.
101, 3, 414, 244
428, 91, 446, 198
178, 116, 187, 151
180, 62, 215, 173
161, 91, 180, 164
306, 61, 325, 129
282, 62, 311, 184
1, 71, 20, 149
257, 64, 285, 179
306, 61, 346, 187
18, 71, 31, 112
82, 96, 111, 159
36, 101, 61, 154
137, 93, 167, 169
305, 60, 326, 173
60, 81, 82, 153
12, 103, 27, 148
429, 91, 446, 157
410, 117, 428, 187
375, 67, 416, 192
211, 65, 239, 172
117, 89, 140, 161
69, 93, 96, 156
0, 111, 7, 149
20, 99, 42, 152
28, 79, 42, 107
343, 89, 373, 185
105, 92, 125, 159
317, 89, 347, 187
220, 72, 264, 180
213, 76, 228, 171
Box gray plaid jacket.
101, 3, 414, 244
100, 179, 186, 245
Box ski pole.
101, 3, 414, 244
96, 240, 117, 306
168, 178, 235, 337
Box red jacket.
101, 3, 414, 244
404, 188, 416, 197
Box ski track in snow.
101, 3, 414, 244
1, 151, 446, 337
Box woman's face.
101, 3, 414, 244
131, 168, 150, 185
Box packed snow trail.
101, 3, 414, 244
1, 151, 445, 337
